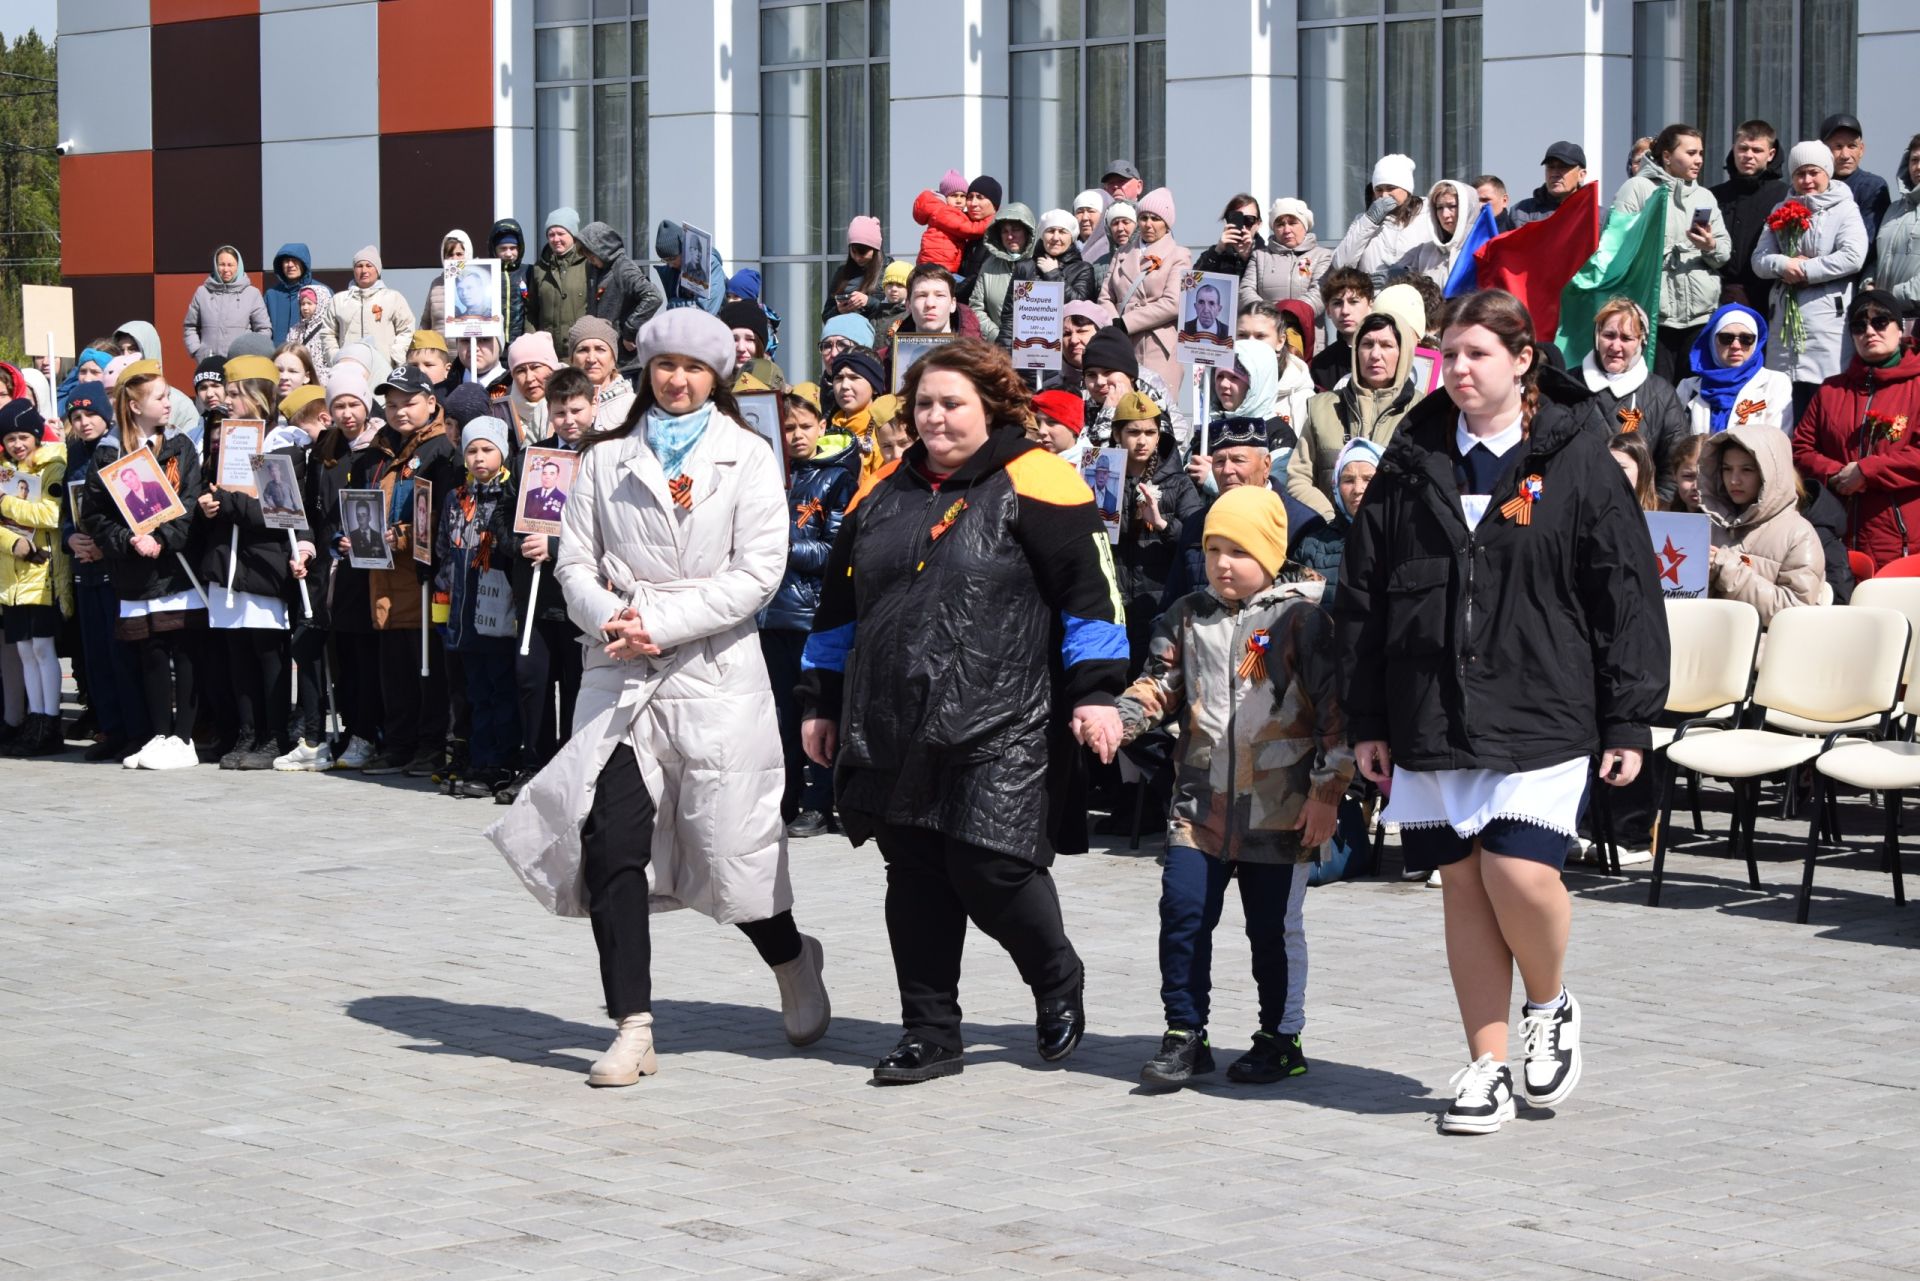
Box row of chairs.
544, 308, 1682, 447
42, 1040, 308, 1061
1647, 583, 1920, 923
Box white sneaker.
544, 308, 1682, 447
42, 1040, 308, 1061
335, 736, 375, 770
1441, 1053, 1517, 1135
1613, 846, 1652, 866
124, 734, 167, 769
1426, 868, 1443, 887
141, 735, 198, 771
1517, 990, 1582, 1107
273, 739, 334, 772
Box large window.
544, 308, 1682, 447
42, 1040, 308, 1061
534, 0, 648, 254
1008, 0, 1166, 218
1297, 1, 1482, 234
1633, 0, 1856, 157
760, 0, 892, 367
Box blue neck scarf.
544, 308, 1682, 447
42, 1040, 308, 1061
1687, 303, 1769, 434
644, 401, 714, 480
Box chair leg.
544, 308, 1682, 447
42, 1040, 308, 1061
1128, 775, 1146, 851
1796, 776, 1826, 924
1890, 792, 1907, 909
1741, 783, 1762, 890
1648, 756, 1678, 907
1689, 770, 1705, 833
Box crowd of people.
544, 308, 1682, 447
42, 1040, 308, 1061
7, 106, 1919, 1136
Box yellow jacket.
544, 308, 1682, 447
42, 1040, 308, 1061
0, 442, 72, 616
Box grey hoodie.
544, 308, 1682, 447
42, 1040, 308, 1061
181, 245, 272, 362
578, 220, 664, 348
112, 319, 207, 454
968, 202, 1037, 344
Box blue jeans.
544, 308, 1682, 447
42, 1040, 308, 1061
77, 580, 148, 743
460, 649, 520, 768
1158, 846, 1306, 1036
1307, 795, 1378, 886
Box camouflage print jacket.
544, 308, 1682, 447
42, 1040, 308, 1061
1116, 571, 1354, 863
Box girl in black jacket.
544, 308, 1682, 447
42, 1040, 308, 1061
84, 363, 207, 770
1337, 290, 1668, 1135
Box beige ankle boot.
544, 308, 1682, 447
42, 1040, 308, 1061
588, 1012, 657, 1086
773, 934, 831, 1047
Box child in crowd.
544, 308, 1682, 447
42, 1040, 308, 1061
1290, 437, 1381, 605
1077, 485, 1353, 1090
271, 386, 336, 771
1027, 389, 1087, 468
61, 387, 150, 761
762, 382, 859, 838
1608, 432, 1661, 511
0, 399, 71, 757
434, 417, 521, 798
293, 287, 337, 377
1699, 424, 1824, 624
1309, 267, 1374, 391
1667, 435, 1705, 512
912, 168, 991, 270
827, 349, 888, 475
407, 331, 459, 400
869, 394, 912, 464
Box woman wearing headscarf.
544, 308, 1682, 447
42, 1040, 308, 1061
1100, 188, 1192, 394
1752, 140, 1869, 418
1397, 180, 1484, 288
1240, 199, 1331, 317
182, 245, 272, 362
1675, 303, 1793, 436
419, 229, 474, 334
1286, 302, 1424, 523
1574, 298, 1688, 501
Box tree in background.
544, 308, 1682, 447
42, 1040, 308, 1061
0, 28, 58, 366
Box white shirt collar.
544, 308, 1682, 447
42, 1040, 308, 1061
1456, 412, 1524, 458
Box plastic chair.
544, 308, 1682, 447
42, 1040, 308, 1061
1649, 606, 1910, 907
1848, 550, 1876, 584
1877, 554, 1920, 579
1803, 678, 1920, 923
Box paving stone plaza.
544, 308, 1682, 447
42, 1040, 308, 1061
5, 764, 1919, 1279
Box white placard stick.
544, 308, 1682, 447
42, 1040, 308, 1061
287, 529, 312, 617
225, 526, 238, 605
519, 563, 541, 657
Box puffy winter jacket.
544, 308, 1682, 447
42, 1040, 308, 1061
1573, 360, 1690, 502
1699, 422, 1825, 623
1791, 350, 1920, 570
1753, 185, 1867, 384
1101, 237, 1194, 393
797, 427, 1130, 862
911, 189, 991, 272
525, 242, 589, 356
432, 471, 520, 653
998, 243, 1097, 343
0, 441, 71, 615
579, 221, 665, 350
1114, 421, 1203, 654
1239, 234, 1332, 316
763, 433, 860, 631
1335, 389, 1670, 772
1396, 180, 1484, 287
264, 243, 329, 345
488, 219, 531, 342
1610, 153, 1733, 329
1330, 203, 1433, 278
1876, 169, 1920, 305
328, 279, 417, 368
1286, 305, 1424, 522
968, 203, 1037, 345
182, 247, 272, 361
81, 432, 205, 603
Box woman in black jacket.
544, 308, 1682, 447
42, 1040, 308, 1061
997, 209, 1099, 341
1337, 290, 1667, 1135
309, 374, 382, 768
797, 339, 1129, 1085
85, 362, 207, 770
1192, 193, 1266, 277
1573, 298, 1688, 502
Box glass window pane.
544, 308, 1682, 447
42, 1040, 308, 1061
827, 65, 869, 250
1086, 44, 1129, 194
631, 18, 646, 78
870, 0, 890, 57
828, 0, 866, 59
762, 5, 823, 64
1300, 0, 1380, 17
1298, 24, 1375, 232
1385, 17, 1437, 186
1011, 0, 1081, 44
1135, 0, 1165, 35
761, 68, 823, 258
1442, 16, 1480, 179
1632, 0, 1720, 143
1089, 0, 1131, 37
1799, 0, 1856, 141
1134, 39, 1165, 190
593, 83, 630, 236
593, 0, 625, 16
1387, 0, 1437, 11
870, 61, 891, 251
1011, 48, 1080, 222
762, 261, 825, 372
535, 0, 589, 21
536, 86, 590, 228
1732, 0, 1793, 144
536, 25, 589, 81
632, 81, 648, 248
593, 21, 628, 77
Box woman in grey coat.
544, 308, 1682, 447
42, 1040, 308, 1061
1240, 198, 1332, 318
1753, 140, 1869, 415
182, 244, 271, 362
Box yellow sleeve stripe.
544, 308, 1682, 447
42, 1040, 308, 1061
1006, 448, 1096, 508
843, 458, 901, 516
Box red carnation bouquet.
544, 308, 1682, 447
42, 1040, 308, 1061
1767, 199, 1815, 354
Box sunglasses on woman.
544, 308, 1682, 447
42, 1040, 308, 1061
1715, 332, 1756, 349
1850, 312, 1900, 335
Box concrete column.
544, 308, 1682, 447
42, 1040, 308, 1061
1164, 0, 1296, 249
1480, 0, 1633, 196
886, 0, 1008, 260
494, 0, 534, 231
1857, 0, 1920, 178
646, 0, 762, 264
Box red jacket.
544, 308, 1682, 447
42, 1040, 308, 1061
911, 190, 991, 272
1792, 351, 1920, 569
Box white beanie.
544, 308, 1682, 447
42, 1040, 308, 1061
1038, 208, 1077, 236
1105, 200, 1137, 226
1073, 188, 1108, 214
1268, 197, 1314, 233
1787, 140, 1835, 178
461, 417, 511, 459
1370, 153, 1416, 194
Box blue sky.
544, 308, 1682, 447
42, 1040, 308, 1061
9, 0, 57, 42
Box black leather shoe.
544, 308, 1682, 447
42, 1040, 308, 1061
1035, 986, 1086, 1062
871, 1034, 964, 1085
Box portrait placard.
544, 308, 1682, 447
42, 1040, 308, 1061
515, 448, 579, 537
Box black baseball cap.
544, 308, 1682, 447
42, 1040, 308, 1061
1819, 112, 1863, 140
1541, 141, 1586, 169
374, 365, 436, 400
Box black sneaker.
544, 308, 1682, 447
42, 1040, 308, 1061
453, 769, 508, 799
217, 732, 257, 770
1139, 1029, 1214, 1091
234, 743, 279, 771
786, 810, 831, 838
871, 1034, 964, 1085
84, 737, 129, 764
361, 751, 409, 776
404, 749, 444, 778
1441, 1054, 1516, 1135
494, 770, 533, 804
1516, 990, 1582, 1107
1226, 1031, 1308, 1084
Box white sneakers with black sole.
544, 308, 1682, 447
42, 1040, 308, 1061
1517, 989, 1582, 1107
1441, 1054, 1517, 1134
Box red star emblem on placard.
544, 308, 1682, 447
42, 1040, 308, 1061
1658, 535, 1687, 585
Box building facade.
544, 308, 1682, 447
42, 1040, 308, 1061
57, 0, 1909, 379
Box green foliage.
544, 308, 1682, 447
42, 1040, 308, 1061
0, 28, 59, 367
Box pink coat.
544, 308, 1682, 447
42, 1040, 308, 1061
1100, 239, 1193, 392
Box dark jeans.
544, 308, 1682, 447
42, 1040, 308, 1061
290, 625, 329, 743
581, 743, 803, 1018
461, 648, 520, 768
516, 616, 582, 767
332, 631, 382, 746
378, 626, 447, 759
77, 581, 147, 743
876, 821, 1083, 1052
1654, 323, 1705, 385
137, 631, 197, 741
1159, 845, 1307, 1036
225, 628, 290, 749
759, 628, 832, 817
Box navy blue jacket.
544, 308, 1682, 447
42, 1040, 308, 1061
265, 243, 316, 344
764, 434, 860, 632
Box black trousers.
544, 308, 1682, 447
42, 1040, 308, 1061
516, 616, 582, 767
1653, 323, 1705, 385
876, 821, 1083, 1052
290, 625, 330, 744
378, 626, 447, 759
580, 743, 803, 1019
225, 628, 290, 749
332, 631, 382, 746
137, 632, 197, 740
759, 628, 832, 818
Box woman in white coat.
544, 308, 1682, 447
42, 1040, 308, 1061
1331, 154, 1432, 286
488, 308, 830, 1087
1675, 303, 1794, 437
1752, 140, 1869, 419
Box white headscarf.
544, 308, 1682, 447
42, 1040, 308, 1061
1225, 339, 1280, 421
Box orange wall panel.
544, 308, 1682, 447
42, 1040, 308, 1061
150, 0, 260, 23
379, 0, 493, 135
152, 274, 204, 388
61, 153, 155, 278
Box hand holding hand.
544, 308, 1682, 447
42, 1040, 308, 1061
67, 532, 99, 562
1355, 739, 1393, 788
1070, 704, 1125, 764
